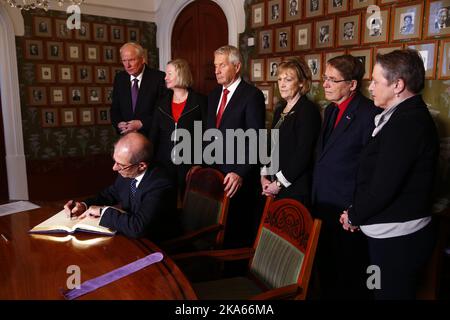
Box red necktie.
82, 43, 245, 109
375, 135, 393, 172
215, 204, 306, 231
216, 88, 229, 128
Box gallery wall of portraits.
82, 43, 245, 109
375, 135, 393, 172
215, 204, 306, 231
241, 0, 450, 203
16, 10, 159, 199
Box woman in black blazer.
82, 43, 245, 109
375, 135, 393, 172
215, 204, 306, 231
150, 59, 207, 199
260, 58, 321, 207
340, 49, 439, 299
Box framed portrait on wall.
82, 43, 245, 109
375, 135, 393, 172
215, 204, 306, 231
374, 44, 403, 59
348, 48, 373, 80
305, 0, 324, 19
34, 16, 52, 37
276, 26, 292, 52
85, 44, 100, 63
49, 87, 67, 105
95, 66, 110, 84
304, 53, 322, 81
337, 14, 361, 47
79, 108, 95, 125
351, 0, 376, 10
58, 65, 74, 83
392, 3, 423, 42
93, 23, 108, 42
438, 39, 450, 78
111, 26, 125, 43
69, 86, 85, 105
87, 87, 103, 104
111, 66, 123, 78
104, 87, 113, 104
24, 39, 43, 60
285, 0, 302, 22
327, 0, 348, 14
97, 107, 111, 125
75, 22, 91, 41
37, 64, 55, 83
268, 0, 283, 25
66, 43, 83, 62
55, 19, 72, 39
251, 2, 265, 28
267, 57, 282, 81
294, 22, 313, 51
61, 108, 78, 127
46, 41, 64, 61
257, 85, 274, 111
362, 7, 390, 45
77, 65, 92, 83
127, 27, 140, 42
315, 18, 335, 49
425, 0, 450, 38
406, 41, 438, 79
41, 108, 59, 128
28, 86, 47, 106
324, 50, 346, 64
250, 58, 265, 82
259, 29, 273, 54
103, 46, 117, 63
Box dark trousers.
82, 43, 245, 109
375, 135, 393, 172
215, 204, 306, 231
367, 220, 436, 300
314, 205, 372, 300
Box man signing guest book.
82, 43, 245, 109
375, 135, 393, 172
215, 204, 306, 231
64, 132, 179, 240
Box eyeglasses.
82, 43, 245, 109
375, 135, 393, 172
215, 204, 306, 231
114, 161, 139, 171
322, 75, 350, 84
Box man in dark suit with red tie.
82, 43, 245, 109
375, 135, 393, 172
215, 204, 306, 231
206, 45, 266, 248
111, 42, 166, 136
312, 55, 380, 299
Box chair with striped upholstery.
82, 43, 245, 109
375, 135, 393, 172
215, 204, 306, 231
173, 197, 322, 300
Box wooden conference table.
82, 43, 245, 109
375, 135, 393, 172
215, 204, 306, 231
0, 206, 196, 299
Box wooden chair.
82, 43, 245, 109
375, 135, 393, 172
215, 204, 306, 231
173, 197, 322, 300
160, 167, 230, 254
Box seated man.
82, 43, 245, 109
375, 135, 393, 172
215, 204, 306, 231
64, 132, 179, 240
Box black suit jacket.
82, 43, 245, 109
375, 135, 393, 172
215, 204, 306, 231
348, 95, 439, 226
111, 65, 166, 135
84, 165, 178, 240
312, 93, 380, 220
150, 89, 207, 190
206, 79, 266, 179
270, 96, 321, 204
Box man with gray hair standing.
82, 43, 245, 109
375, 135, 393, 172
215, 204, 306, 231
111, 42, 166, 136
206, 45, 265, 248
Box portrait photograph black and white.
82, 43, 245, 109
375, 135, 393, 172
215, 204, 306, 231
28, 87, 46, 105
34, 17, 52, 37
268, 0, 282, 24
25, 40, 43, 60
426, 0, 450, 37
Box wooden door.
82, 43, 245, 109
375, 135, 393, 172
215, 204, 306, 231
171, 0, 228, 95
0, 90, 9, 201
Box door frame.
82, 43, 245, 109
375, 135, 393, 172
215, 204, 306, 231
0, 5, 29, 200
157, 0, 245, 70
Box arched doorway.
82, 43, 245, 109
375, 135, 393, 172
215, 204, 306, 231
171, 0, 228, 95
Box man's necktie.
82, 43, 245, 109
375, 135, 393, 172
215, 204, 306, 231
216, 88, 229, 128
131, 78, 139, 112
130, 178, 137, 204
324, 105, 339, 145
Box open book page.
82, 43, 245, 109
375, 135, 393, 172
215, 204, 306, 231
29, 209, 116, 235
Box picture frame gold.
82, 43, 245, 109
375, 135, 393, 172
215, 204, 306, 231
251, 58, 265, 82
251, 2, 265, 28
304, 53, 322, 81
285, 0, 302, 22
406, 41, 438, 79
305, 0, 324, 19
268, 0, 283, 25
259, 29, 273, 54
267, 57, 282, 81
315, 18, 335, 49
425, 0, 450, 38
337, 14, 361, 47
275, 26, 292, 53
362, 7, 390, 45
294, 22, 313, 51
348, 48, 373, 80
392, 2, 424, 42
